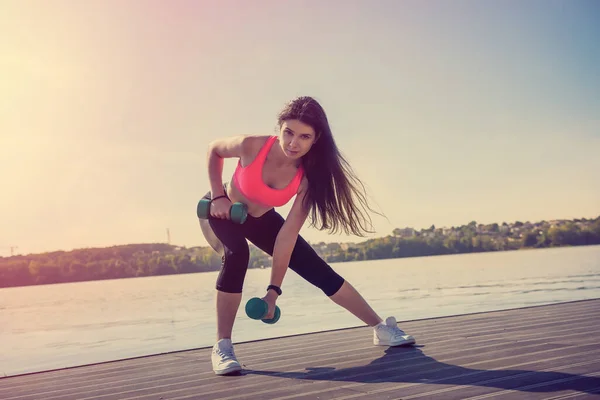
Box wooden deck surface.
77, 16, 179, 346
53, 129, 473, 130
2, 299, 600, 400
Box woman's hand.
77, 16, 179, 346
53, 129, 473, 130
210, 197, 232, 219
261, 289, 279, 319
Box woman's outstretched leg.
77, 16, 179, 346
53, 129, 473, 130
244, 209, 416, 347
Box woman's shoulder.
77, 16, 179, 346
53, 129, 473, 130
240, 134, 272, 157
241, 134, 272, 146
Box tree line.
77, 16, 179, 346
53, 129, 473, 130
1, 215, 598, 288
316, 217, 600, 262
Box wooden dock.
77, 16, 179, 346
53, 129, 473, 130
2, 299, 600, 399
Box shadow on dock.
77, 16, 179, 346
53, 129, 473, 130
246, 345, 600, 395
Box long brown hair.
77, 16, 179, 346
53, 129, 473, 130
277, 96, 381, 237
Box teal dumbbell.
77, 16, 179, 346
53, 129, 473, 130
196, 198, 248, 224
245, 297, 281, 324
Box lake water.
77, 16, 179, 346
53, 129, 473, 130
1, 245, 599, 377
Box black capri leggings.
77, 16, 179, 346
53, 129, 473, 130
202, 190, 345, 296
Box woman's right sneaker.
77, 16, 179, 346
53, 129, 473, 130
373, 316, 416, 346
211, 338, 242, 375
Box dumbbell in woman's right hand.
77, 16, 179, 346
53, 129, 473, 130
210, 197, 233, 219
197, 197, 248, 224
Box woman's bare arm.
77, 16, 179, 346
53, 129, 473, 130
206, 135, 247, 197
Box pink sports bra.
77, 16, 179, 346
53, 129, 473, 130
232, 136, 304, 208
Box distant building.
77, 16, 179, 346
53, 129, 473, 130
549, 220, 567, 228
393, 228, 416, 237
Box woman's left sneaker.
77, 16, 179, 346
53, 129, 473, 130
373, 316, 416, 346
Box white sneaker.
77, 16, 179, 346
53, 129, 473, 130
211, 338, 242, 375
373, 316, 416, 346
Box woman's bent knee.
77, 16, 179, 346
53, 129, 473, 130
215, 284, 244, 294
215, 243, 250, 294
322, 273, 345, 297
288, 237, 345, 297
304, 266, 344, 296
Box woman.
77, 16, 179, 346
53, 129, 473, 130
200, 96, 415, 376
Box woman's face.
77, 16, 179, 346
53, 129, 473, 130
278, 119, 317, 159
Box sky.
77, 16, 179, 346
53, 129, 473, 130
1, 0, 599, 257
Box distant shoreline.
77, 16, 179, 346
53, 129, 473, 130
1, 216, 599, 289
